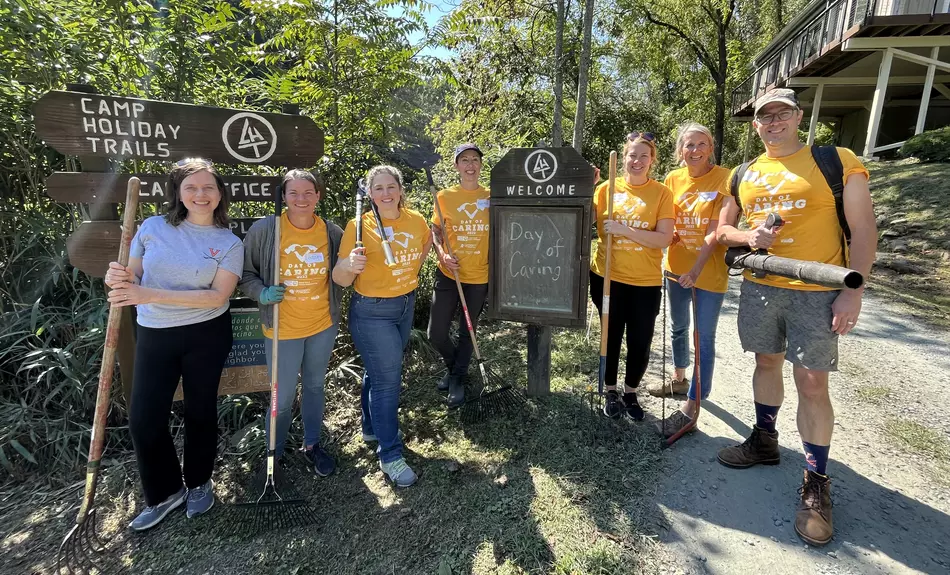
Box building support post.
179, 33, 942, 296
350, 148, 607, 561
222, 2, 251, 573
864, 48, 893, 158
807, 82, 825, 145
916, 47, 939, 135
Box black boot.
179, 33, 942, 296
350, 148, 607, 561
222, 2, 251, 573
446, 375, 465, 408
437, 371, 452, 392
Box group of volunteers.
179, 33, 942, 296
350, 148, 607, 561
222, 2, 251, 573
103, 87, 875, 548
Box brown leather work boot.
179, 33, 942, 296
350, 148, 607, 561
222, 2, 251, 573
795, 470, 833, 545
717, 425, 781, 468
647, 377, 689, 397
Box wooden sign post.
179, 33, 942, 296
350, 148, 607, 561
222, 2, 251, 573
37, 88, 324, 403
488, 147, 595, 396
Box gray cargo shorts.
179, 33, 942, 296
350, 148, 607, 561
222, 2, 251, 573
737, 280, 840, 371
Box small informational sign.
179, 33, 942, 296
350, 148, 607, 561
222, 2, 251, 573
488, 147, 595, 328
33, 91, 323, 166
46, 172, 281, 204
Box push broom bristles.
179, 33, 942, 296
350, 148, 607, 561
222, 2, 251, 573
460, 362, 526, 423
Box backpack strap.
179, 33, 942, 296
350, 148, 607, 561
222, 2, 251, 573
811, 144, 849, 242
729, 160, 753, 219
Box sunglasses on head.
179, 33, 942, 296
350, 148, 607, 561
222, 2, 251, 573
175, 157, 213, 167
627, 131, 655, 142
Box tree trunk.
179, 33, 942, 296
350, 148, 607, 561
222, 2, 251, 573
552, 0, 565, 147
572, 0, 594, 153
775, 0, 784, 30
715, 20, 728, 162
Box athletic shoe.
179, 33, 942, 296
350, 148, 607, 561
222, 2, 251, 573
655, 410, 694, 438
128, 487, 186, 531
380, 458, 417, 488
717, 425, 781, 468
306, 446, 337, 477
623, 392, 644, 421
795, 470, 833, 545
603, 390, 623, 419
185, 479, 214, 519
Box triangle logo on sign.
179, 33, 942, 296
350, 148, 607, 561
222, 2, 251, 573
237, 118, 268, 158
532, 155, 552, 180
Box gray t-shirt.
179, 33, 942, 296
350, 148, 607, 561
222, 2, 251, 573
130, 216, 244, 328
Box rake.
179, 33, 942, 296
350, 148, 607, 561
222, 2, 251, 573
58, 177, 140, 575
232, 190, 317, 533
596, 151, 618, 403
424, 167, 525, 423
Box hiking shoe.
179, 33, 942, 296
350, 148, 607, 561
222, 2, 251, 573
717, 425, 781, 468
647, 377, 689, 397
655, 410, 695, 439
380, 458, 418, 488
437, 371, 452, 392
795, 470, 833, 546
129, 487, 185, 531
305, 446, 337, 477
623, 392, 644, 421
185, 479, 214, 519
603, 390, 623, 419
446, 375, 465, 409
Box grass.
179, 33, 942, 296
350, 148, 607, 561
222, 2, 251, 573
855, 385, 891, 404
867, 159, 950, 327
0, 320, 670, 575
883, 417, 950, 462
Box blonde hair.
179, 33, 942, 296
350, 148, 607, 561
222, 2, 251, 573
674, 123, 717, 166
622, 134, 658, 177
366, 165, 406, 209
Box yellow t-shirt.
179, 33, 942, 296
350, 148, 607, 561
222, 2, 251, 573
263, 213, 332, 340
591, 178, 675, 287
431, 184, 490, 284
663, 166, 730, 293
732, 146, 869, 291
339, 208, 430, 297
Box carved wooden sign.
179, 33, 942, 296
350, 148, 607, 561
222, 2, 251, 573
47, 172, 282, 204
34, 91, 323, 166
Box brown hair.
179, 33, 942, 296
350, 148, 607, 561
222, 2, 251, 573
281, 169, 326, 197
366, 165, 406, 209
165, 158, 230, 228
622, 134, 658, 177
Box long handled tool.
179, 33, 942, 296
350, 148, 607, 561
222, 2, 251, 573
597, 151, 618, 397
660, 271, 702, 447
58, 177, 140, 574
358, 178, 397, 267
425, 168, 524, 423
234, 192, 316, 533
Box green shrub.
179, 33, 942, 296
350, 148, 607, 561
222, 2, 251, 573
900, 126, 950, 163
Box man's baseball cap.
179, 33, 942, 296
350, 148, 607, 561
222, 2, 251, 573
754, 88, 799, 115
453, 143, 483, 163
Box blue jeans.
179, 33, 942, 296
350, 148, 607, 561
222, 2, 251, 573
264, 324, 339, 457
348, 291, 415, 464
666, 279, 725, 401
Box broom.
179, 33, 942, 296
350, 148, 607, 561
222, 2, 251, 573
58, 177, 140, 574
425, 167, 524, 423
233, 190, 317, 533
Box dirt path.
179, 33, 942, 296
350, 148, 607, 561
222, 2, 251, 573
642, 279, 950, 575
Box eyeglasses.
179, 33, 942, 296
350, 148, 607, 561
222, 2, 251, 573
627, 131, 655, 142
755, 109, 796, 124
175, 157, 213, 167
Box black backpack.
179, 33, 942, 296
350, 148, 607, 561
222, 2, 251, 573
729, 145, 850, 243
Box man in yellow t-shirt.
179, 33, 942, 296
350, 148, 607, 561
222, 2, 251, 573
716, 88, 877, 547
428, 143, 490, 408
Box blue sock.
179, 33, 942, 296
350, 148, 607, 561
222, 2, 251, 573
754, 402, 780, 432
803, 442, 830, 475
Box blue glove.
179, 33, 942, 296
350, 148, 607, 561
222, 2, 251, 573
260, 285, 286, 304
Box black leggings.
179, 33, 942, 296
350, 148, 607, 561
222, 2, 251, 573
589, 271, 662, 390
129, 311, 232, 505
427, 269, 489, 376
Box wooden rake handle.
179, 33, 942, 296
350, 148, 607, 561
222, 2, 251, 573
77, 177, 140, 522
598, 151, 617, 358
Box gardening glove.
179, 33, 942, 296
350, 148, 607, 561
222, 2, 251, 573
260, 285, 286, 305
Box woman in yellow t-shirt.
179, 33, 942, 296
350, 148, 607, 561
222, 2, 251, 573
333, 165, 432, 487
428, 143, 490, 408
590, 132, 675, 420
651, 123, 730, 439
239, 169, 344, 477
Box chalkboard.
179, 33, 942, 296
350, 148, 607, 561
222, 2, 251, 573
489, 204, 589, 326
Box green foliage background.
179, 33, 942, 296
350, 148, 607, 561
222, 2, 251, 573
1, 0, 809, 482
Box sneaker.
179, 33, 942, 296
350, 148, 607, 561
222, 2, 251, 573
305, 446, 337, 477
446, 375, 465, 409
647, 377, 689, 397
717, 425, 781, 468
795, 470, 833, 546
380, 458, 418, 488
655, 410, 694, 439
128, 487, 186, 531
437, 371, 452, 392
603, 390, 623, 419
185, 479, 214, 519
622, 392, 644, 421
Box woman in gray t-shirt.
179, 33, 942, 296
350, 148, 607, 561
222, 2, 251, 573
104, 158, 243, 531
